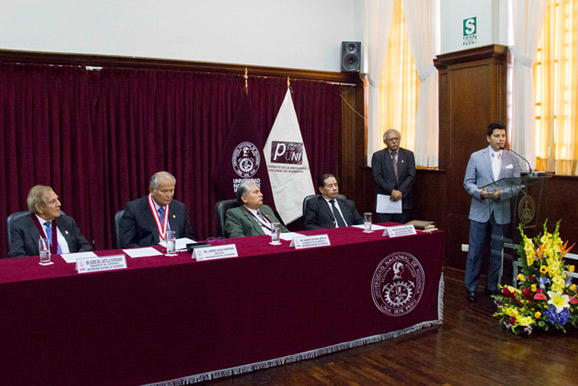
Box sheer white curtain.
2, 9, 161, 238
402, 0, 440, 167
365, 0, 395, 165
510, 0, 548, 169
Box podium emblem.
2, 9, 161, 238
518, 195, 536, 225
371, 252, 425, 317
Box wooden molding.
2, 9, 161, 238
0, 48, 362, 84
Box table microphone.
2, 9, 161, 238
499, 146, 534, 177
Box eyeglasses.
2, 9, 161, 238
386, 137, 400, 143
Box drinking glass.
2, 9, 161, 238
270, 222, 281, 245
38, 237, 51, 265
166, 230, 177, 256
363, 212, 373, 233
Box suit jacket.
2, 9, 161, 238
371, 147, 416, 210
303, 195, 363, 230
463, 146, 521, 225
119, 196, 196, 248
9, 213, 92, 257
224, 205, 288, 238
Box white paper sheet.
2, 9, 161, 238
279, 232, 303, 241
158, 237, 195, 251
376, 194, 403, 214
60, 251, 98, 264
123, 247, 164, 258
352, 224, 387, 230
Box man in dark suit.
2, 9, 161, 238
371, 128, 416, 223
224, 181, 288, 238
119, 171, 196, 248
303, 174, 363, 230
9, 185, 92, 257
463, 123, 521, 302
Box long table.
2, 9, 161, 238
0, 225, 445, 385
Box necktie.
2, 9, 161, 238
44, 221, 62, 254
329, 200, 347, 227
257, 209, 264, 220
158, 207, 165, 226
392, 151, 399, 184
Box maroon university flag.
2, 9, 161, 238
213, 95, 271, 202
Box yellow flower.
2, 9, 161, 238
571, 284, 577, 291
540, 265, 548, 274
547, 258, 561, 276
570, 265, 575, 273
535, 312, 541, 319
547, 291, 570, 313
517, 316, 534, 327
551, 275, 566, 293
518, 273, 525, 282
524, 237, 536, 265
531, 284, 537, 292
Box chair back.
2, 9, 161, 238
115, 209, 125, 249
6, 210, 67, 251
7, 211, 30, 251
215, 199, 241, 237
302, 194, 347, 216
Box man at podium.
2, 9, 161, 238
463, 123, 521, 303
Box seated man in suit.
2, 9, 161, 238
224, 181, 288, 238
303, 174, 363, 230
119, 171, 196, 248
9, 185, 92, 257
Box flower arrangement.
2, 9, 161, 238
493, 220, 578, 335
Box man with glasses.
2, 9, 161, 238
371, 128, 416, 224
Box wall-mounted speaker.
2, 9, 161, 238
341, 41, 361, 72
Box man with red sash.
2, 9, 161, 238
8, 185, 92, 257
119, 171, 196, 248
224, 181, 288, 238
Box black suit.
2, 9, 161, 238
303, 195, 363, 230
371, 147, 416, 223
8, 213, 92, 257
119, 196, 196, 248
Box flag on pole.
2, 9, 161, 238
263, 88, 315, 224
213, 95, 271, 201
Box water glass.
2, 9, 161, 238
271, 222, 281, 245
38, 237, 51, 265
166, 230, 177, 256
363, 212, 373, 232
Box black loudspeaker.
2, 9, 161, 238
341, 41, 361, 72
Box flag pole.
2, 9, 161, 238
244, 67, 249, 95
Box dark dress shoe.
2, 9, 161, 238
466, 290, 477, 303
485, 288, 499, 297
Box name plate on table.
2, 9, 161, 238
76, 254, 127, 274
290, 234, 331, 249
383, 225, 416, 238
193, 244, 238, 261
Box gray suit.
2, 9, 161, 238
463, 146, 521, 292
224, 205, 288, 238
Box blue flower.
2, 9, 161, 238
537, 276, 550, 289
545, 305, 570, 325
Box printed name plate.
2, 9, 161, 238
290, 234, 331, 249
383, 225, 417, 238
76, 254, 127, 274
193, 244, 238, 261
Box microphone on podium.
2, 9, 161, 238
499, 146, 533, 177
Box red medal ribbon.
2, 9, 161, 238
148, 194, 169, 241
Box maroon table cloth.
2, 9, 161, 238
0, 225, 445, 385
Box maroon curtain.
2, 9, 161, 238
0, 62, 342, 253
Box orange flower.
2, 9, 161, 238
560, 241, 576, 259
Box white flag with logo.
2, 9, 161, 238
264, 88, 315, 224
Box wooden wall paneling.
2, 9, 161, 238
434, 45, 508, 271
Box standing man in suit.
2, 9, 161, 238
224, 181, 288, 238
371, 128, 416, 223
303, 174, 363, 230
463, 123, 521, 302
119, 171, 196, 248
9, 185, 92, 257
